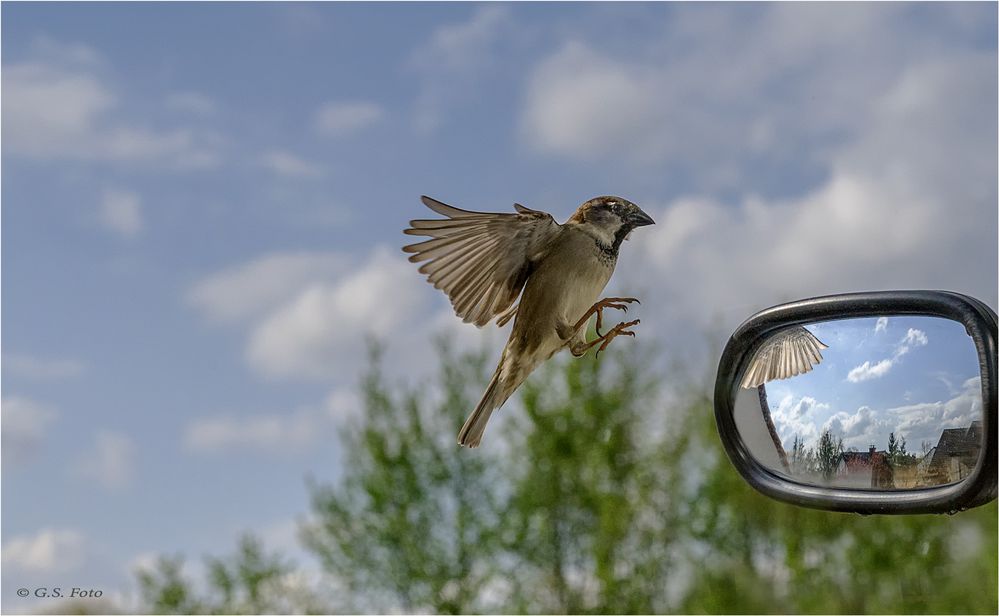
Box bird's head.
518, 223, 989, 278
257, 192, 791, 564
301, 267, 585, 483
568, 196, 655, 249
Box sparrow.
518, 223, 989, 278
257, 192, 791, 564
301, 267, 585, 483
403, 195, 655, 447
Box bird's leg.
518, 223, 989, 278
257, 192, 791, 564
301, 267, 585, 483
572, 297, 640, 337
560, 297, 641, 356
568, 319, 641, 357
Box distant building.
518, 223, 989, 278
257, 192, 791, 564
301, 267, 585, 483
915, 421, 982, 486
835, 446, 894, 488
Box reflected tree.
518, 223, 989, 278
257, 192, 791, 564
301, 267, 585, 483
816, 430, 845, 480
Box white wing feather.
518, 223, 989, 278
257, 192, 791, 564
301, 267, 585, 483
740, 326, 829, 388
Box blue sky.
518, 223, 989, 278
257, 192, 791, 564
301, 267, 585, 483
2, 2, 997, 612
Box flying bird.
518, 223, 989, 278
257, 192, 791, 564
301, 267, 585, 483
403, 195, 655, 447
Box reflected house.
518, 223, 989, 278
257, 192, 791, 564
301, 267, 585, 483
915, 421, 982, 486
835, 446, 894, 488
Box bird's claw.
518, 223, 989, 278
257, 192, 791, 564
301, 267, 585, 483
595, 319, 640, 358
592, 297, 641, 336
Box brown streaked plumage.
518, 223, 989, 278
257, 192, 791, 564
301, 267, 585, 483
404, 195, 655, 447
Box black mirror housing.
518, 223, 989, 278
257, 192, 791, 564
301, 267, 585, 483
714, 290, 996, 514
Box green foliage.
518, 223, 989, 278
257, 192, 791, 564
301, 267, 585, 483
888, 432, 917, 467
301, 339, 502, 613
135, 536, 320, 614
816, 429, 845, 479
137, 556, 202, 614
499, 347, 681, 613
136, 338, 998, 614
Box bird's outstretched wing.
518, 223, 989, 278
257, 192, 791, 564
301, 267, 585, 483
740, 326, 829, 389
404, 196, 561, 327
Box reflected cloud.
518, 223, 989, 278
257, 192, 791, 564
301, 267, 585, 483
847, 359, 893, 383
770, 371, 981, 453
772, 395, 828, 448
846, 326, 929, 383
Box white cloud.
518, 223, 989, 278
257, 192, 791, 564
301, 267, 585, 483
3, 63, 114, 155
896, 328, 928, 357
623, 48, 995, 360
126, 550, 162, 576
257, 518, 303, 555
771, 378, 981, 453
246, 246, 428, 380
165, 91, 217, 115
74, 431, 137, 490
847, 359, 894, 383
521, 42, 665, 163
944, 376, 983, 420
771, 394, 828, 447
259, 150, 325, 178
276, 3, 328, 39
518, 4, 979, 186
2, 397, 57, 466
846, 327, 929, 383
409, 5, 513, 132
184, 385, 360, 459
28, 35, 103, 67
314, 101, 383, 137
410, 5, 511, 74
886, 402, 945, 444
3, 42, 221, 168
187, 252, 348, 324
3, 354, 86, 380
875, 317, 889, 333
185, 386, 357, 454
1, 528, 87, 574
324, 388, 362, 422
887, 376, 982, 446
189, 243, 499, 388
789, 396, 823, 419
99, 188, 143, 238
771, 375, 982, 454
185, 408, 329, 454
822, 406, 886, 450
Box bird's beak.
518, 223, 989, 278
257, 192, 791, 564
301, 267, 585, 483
628, 207, 655, 227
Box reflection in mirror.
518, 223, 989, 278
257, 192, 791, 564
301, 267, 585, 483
735, 316, 984, 490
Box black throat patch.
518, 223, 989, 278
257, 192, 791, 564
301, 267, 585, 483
596, 225, 629, 265
611, 224, 631, 252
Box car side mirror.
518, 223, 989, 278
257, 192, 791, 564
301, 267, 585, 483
714, 291, 996, 514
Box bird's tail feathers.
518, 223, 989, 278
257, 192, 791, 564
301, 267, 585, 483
458, 368, 508, 448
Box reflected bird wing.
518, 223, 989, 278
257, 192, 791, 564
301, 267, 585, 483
740, 326, 829, 388
403, 196, 562, 327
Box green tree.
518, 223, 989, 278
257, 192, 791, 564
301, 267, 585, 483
498, 346, 683, 613
816, 429, 844, 480
136, 535, 320, 614
137, 556, 201, 614
888, 432, 918, 468
888, 431, 900, 460
789, 434, 819, 475
136, 338, 998, 615
301, 340, 502, 613
301, 338, 683, 613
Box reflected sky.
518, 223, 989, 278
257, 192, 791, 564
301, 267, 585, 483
763, 316, 982, 453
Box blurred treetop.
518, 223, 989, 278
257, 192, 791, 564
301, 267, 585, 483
136, 339, 998, 615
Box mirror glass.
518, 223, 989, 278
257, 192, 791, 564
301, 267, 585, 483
734, 315, 983, 490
